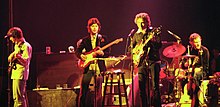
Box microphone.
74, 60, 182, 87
128, 29, 135, 37
4, 34, 11, 38
167, 30, 181, 40
98, 34, 102, 38
4, 35, 9, 38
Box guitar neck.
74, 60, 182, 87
143, 38, 150, 46
142, 26, 161, 46
99, 41, 116, 51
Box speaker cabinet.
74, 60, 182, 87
35, 53, 82, 89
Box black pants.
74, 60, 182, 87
138, 61, 161, 107
78, 70, 103, 107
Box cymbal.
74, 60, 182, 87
182, 54, 197, 58
163, 43, 186, 58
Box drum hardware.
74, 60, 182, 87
161, 42, 186, 104
160, 78, 175, 104
198, 80, 209, 105
181, 54, 197, 59
177, 67, 210, 106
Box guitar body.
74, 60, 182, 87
7, 57, 17, 74
78, 38, 123, 68
132, 26, 162, 67
132, 42, 145, 67
78, 49, 97, 68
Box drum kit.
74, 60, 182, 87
99, 41, 206, 105
159, 42, 202, 104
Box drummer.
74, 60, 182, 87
181, 33, 210, 107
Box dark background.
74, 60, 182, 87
0, 0, 220, 106
1, 0, 220, 54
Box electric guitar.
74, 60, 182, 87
8, 53, 20, 74
78, 38, 123, 68
8, 45, 24, 74
132, 26, 162, 67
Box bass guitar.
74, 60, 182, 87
78, 38, 123, 68
132, 26, 162, 67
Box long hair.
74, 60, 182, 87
87, 18, 101, 33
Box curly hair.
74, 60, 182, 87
134, 12, 151, 27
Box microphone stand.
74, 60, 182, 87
122, 36, 130, 69
6, 38, 13, 107
94, 59, 97, 107
123, 30, 134, 107
129, 36, 135, 107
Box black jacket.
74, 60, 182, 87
75, 34, 110, 73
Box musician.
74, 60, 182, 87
184, 33, 210, 107
6, 27, 32, 107
131, 12, 162, 107
75, 18, 110, 107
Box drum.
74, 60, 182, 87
160, 68, 167, 79
160, 78, 174, 95
160, 59, 169, 79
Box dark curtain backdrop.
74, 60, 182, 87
0, 0, 220, 106
1, 0, 220, 86
3, 0, 220, 55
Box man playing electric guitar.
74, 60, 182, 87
6, 27, 32, 107
132, 26, 161, 67
75, 18, 111, 107
130, 12, 162, 107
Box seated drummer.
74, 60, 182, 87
181, 33, 210, 107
